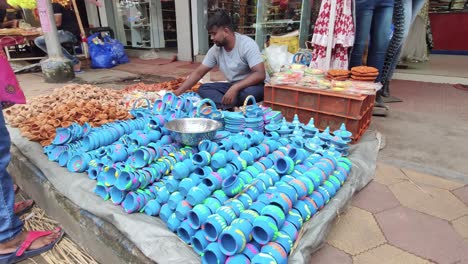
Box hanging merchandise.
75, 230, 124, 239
310, 0, 355, 70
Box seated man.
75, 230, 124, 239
0, 8, 19, 29
175, 10, 266, 110
34, 2, 82, 72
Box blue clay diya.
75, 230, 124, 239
333, 123, 352, 140
319, 127, 332, 142
302, 118, 319, 135
278, 118, 293, 135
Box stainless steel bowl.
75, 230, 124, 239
164, 118, 223, 146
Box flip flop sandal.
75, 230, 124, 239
14, 200, 35, 217
0, 228, 64, 264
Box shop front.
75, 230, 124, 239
196, 0, 315, 55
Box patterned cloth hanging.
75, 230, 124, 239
310, 0, 354, 70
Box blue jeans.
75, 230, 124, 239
349, 0, 394, 82
383, 0, 426, 83
34, 30, 80, 65
198, 82, 264, 110
0, 106, 23, 243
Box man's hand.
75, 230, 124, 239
174, 88, 184, 96
222, 86, 240, 106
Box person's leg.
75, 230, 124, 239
0, 107, 23, 244
381, 0, 425, 91
33, 35, 47, 55
57, 31, 80, 66
349, 1, 374, 68
197, 82, 233, 109
237, 83, 265, 107
33, 32, 80, 67
367, 4, 394, 82
368, 1, 394, 113
380, 0, 405, 96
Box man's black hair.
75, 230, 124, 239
206, 9, 234, 31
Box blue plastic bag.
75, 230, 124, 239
88, 33, 129, 69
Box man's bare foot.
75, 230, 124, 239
73, 61, 82, 72
0, 228, 61, 255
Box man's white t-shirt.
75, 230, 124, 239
202, 33, 264, 83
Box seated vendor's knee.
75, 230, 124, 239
239, 84, 264, 102
197, 83, 212, 98
34, 36, 45, 47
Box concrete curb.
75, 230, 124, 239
8, 145, 154, 264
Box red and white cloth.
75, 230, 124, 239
310, 0, 354, 70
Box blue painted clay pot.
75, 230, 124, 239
274, 156, 295, 175
203, 243, 227, 263
143, 199, 161, 216
177, 220, 196, 244
167, 213, 181, 232
251, 253, 277, 264
242, 243, 260, 261
109, 186, 127, 205
285, 209, 303, 230
203, 214, 228, 242
223, 175, 245, 197
168, 192, 184, 210
94, 183, 110, 201
239, 209, 260, 224
203, 197, 222, 213
273, 231, 293, 254
261, 205, 286, 227
260, 242, 288, 264
252, 216, 279, 245
192, 230, 209, 255
175, 200, 193, 220
188, 204, 212, 229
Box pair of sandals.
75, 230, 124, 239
0, 184, 64, 264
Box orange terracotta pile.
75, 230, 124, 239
4, 84, 131, 146
350, 66, 379, 81
327, 69, 351, 81
121, 77, 202, 93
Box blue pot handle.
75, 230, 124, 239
196, 98, 217, 117
131, 97, 151, 111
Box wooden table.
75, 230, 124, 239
0, 28, 46, 61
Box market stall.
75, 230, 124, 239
6, 77, 379, 264
0, 27, 44, 61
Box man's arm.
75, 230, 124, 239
221, 62, 266, 105
54, 14, 62, 27
52, 3, 63, 27
174, 64, 212, 96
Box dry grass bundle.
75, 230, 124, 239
21, 207, 99, 264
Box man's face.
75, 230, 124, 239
208, 26, 228, 47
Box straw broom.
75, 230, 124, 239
70, 0, 89, 58
21, 207, 98, 264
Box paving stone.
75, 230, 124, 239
326, 206, 386, 255
376, 206, 468, 264
389, 181, 468, 221
453, 185, 468, 206
352, 181, 401, 213
353, 244, 432, 264
452, 216, 468, 239
374, 163, 408, 186
308, 244, 352, 264
401, 168, 465, 191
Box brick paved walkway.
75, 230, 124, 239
310, 163, 468, 264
